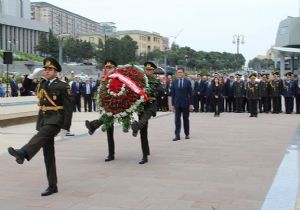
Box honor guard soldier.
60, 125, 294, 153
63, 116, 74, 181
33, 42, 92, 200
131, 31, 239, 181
246, 73, 261, 117
131, 61, 164, 164
8, 57, 73, 196
233, 73, 245, 113
270, 72, 283, 113
259, 74, 271, 113
85, 59, 117, 162
282, 72, 295, 114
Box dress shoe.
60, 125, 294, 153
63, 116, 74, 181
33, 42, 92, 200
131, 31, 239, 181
41, 186, 58, 196
131, 121, 139, 137
85, 120, 95, 135
173, 137, 180, 141
66, 132, 74, 136
105, 155, 115, 162
139, 156, 148, 164
8, 147, 26, 164
185, 136, 190, 139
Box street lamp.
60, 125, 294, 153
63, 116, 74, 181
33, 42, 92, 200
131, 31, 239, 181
185, 54, 189, 71
58, 34, 71, 64
232, 34, 245, 54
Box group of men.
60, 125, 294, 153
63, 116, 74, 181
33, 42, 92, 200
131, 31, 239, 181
7, 57, 166, 196
191, 71, 300, 116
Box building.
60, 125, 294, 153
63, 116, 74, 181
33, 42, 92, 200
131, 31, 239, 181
0, 0, 48, 53
31, 2, 101, 37
272, 15, 300, 76
113, 30, 169, 56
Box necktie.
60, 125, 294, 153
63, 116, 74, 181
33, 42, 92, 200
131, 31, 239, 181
179, 79, 183, 88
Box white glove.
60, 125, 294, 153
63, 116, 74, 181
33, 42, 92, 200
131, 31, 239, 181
28, 68, 44, 79
60, 129, 68, 139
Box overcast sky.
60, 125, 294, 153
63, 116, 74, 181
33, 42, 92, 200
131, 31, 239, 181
32, 0, 299, 62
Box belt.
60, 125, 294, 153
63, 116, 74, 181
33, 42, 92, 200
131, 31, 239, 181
39, 105, 64, 111
148, 97, 156, 101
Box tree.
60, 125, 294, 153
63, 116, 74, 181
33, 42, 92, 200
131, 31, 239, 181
35, 33, 49, 56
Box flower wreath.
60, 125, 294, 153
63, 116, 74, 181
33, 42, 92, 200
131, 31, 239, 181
98, 64, 150, 132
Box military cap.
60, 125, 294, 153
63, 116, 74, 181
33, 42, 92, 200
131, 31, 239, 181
272, 72, 279, 76
235, 73, 242, 77
144, 61, 157, 70
261, 73, 269, 77
285, 72, 292, 76
43, 57, 61, 72
104, 59, 117, 68
249, 73, 257, 78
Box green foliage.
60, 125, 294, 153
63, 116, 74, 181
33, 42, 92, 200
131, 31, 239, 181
248, 57, 274, 70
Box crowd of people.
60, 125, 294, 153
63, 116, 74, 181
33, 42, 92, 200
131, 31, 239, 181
155, 71, 300, 117
5, 56, 300, 197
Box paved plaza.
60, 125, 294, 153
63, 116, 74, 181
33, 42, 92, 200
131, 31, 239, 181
0, 104, 300, 209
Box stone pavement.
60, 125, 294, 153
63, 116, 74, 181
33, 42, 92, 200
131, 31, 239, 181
0, 110, 299, 210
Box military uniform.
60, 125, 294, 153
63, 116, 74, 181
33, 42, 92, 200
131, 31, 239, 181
132, 62, 164, 164
282, 72, 294, 114
246, 74, 260, 117
233, 75, 245, 113
259, 76, 271, 113
8, 57, 73, 196
85, 59, 117, 162
270, 72, 283, 113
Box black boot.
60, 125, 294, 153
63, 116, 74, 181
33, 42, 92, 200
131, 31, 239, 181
85, 120, 96, 135
41, 186, 58, 196
139, 155, 148, 164
8, 147, 26, 164
105, 155, 115, 162
131, 121, 139, 137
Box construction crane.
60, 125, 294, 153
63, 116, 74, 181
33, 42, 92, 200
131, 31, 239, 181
169, 29, 184, 45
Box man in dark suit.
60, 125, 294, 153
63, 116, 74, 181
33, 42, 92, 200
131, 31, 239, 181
171, 67, 193, 141
81, 79, 93, 112
225, 75, 235, 112
7, 57, 73, 196
71, 76, 82, 112
9, 75, 19, 97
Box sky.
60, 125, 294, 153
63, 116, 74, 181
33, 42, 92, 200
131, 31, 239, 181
32, 0, 299, 62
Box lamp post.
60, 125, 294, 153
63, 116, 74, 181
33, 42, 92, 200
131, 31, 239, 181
58, 34, 70, 64
185, 54, 189, 71
232, 34, 245, 54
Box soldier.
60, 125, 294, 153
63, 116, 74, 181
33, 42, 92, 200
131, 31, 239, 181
259, 74, 271, 113
282, 72, 294, 114
294, 75, 300, 114
233, 73, 245, 113
246, 73, 261, 117
85, 59, 117, 162
131, 61, 164, 164
270, 72, 283, 114
7, 57, 73, 196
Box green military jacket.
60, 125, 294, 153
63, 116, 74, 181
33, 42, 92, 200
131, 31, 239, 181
246, 81, 260, 99
270, 79, 283, 97
233, 80, 245, 97
144, 75, 164, 116
23, 76, 73, 131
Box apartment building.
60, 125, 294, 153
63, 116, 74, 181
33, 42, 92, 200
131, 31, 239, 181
31, 2, 101, 37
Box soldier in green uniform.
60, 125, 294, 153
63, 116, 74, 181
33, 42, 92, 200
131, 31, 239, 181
7, 57, 73, 196
233, 73, 245, 113
259, 74, 271, 113
270, 72, 283, 114
85, 60, 117, 162
246, 73, 261, 117
131, 61, 164, 164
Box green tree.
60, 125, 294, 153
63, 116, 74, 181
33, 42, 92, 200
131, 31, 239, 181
35, 33, 49, 56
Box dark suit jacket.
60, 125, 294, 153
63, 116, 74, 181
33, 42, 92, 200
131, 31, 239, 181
71, 81, 82, 96
171, 78, 193, 108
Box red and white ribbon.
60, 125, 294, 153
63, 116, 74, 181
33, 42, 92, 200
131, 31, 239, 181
109, 73, 148, 101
